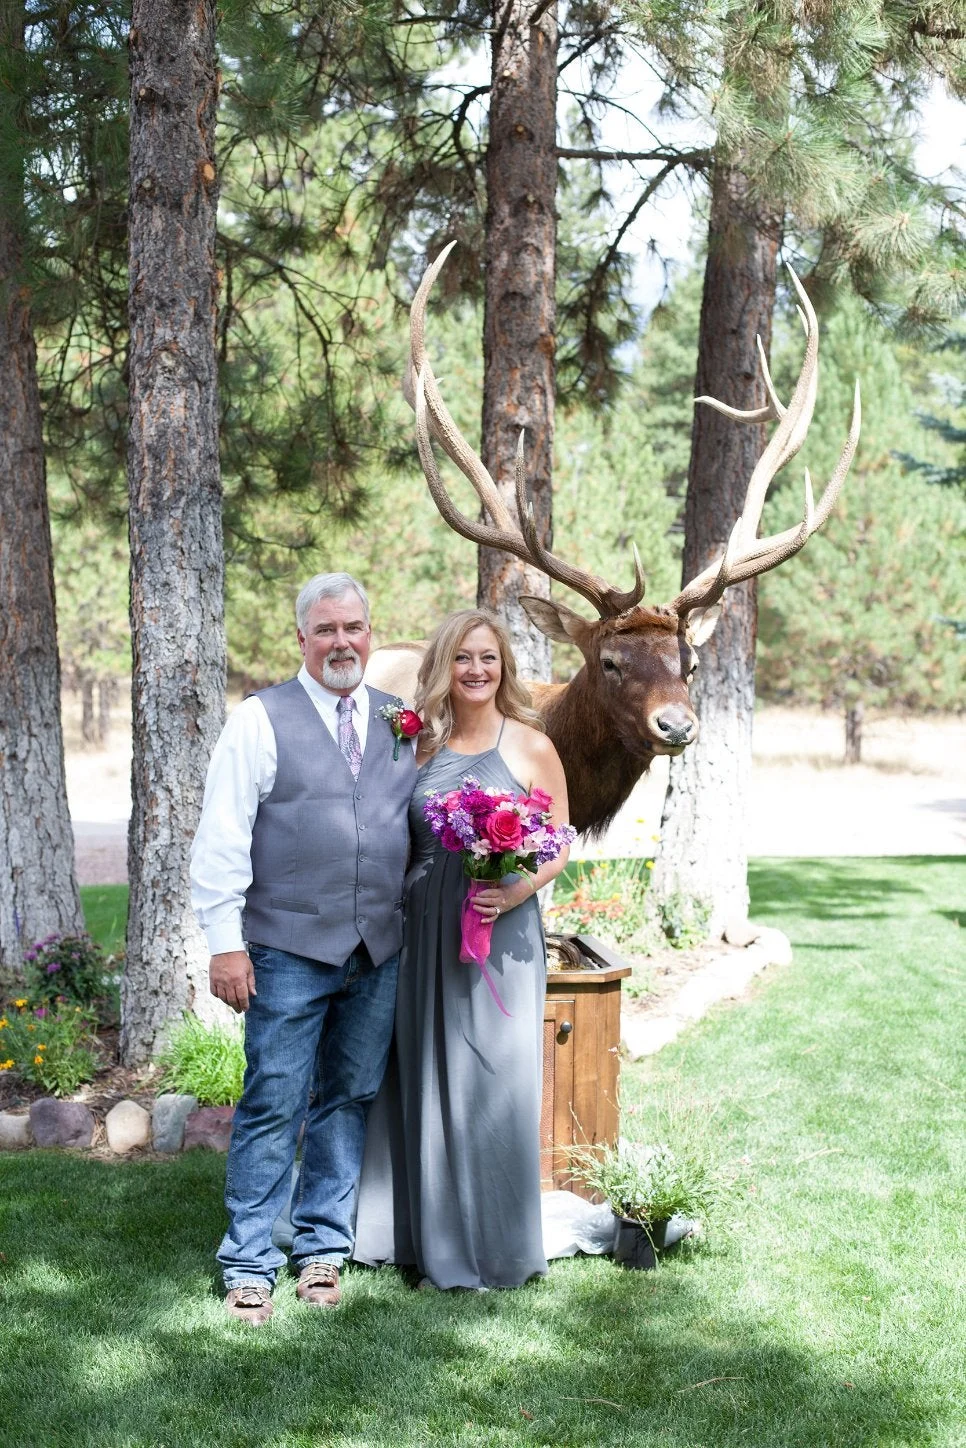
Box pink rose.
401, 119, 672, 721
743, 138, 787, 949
398, 709, 422, 738
528, 787, 553, 812
484, 809, 525, 852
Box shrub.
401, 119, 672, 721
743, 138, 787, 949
156, 1015, 246, 1106
658, 893, 711, 949
0, 999, 98, 1097
570, 1137, 720, 1227
546, 859, 661, 949
547, 860, 711, 955
22, 932, 119, 1018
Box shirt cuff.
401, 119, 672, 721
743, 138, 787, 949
205, 919, 246, 956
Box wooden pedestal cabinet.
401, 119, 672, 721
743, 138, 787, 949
540, 935, 631, 1197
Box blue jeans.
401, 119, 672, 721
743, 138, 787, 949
217, 942, 399, 1289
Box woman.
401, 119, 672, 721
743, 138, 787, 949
354, 609, 573, 1289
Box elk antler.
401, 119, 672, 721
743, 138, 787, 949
409, 242, 646, 618
671, 266, 861, 620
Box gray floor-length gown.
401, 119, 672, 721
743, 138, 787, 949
353, 737, 548, 1289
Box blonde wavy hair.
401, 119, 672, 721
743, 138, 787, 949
415, 609, 544, 757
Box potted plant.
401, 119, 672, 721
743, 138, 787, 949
570, 1139, 717, 1269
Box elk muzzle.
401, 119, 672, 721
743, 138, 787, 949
647, 705, 698, 753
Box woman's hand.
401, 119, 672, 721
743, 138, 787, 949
469, 879, 534, 921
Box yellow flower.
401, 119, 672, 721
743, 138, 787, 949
645, 860, 655, 870
33, 1055, 44, 1066
0, 1018, 7, 1029
37, 1043, 46, 1052
0, 1059, 13, 1071
26, 1023, 35, 1032
14, 998, 27, 1009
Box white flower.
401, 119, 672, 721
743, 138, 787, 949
469, 839, 493, 859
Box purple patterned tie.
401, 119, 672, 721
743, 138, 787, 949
336, 695, 363, 778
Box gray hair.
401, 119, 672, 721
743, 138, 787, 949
295, 572, 370, 631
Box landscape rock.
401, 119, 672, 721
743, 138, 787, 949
152, 1093, 198, 1153
0, 1111, 32, 1149
183, 1105, 235, 1152
29, 1098, 95, 1149
757, 926, 794, 967
621, 1014, 684, 1060
724, 916, 763, 947
105, 1099, 151, 1154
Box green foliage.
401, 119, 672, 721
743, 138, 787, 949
48, 513, 128, 692
547, 858, 658, 946
0, 999, 98, 1098
626, 0, 966, 327
658, 892, 712, 948
570, 1136, 720, 1226
156, 1015, 246, 1106
549, 858, 711, 956
897, 330, 966, 492
21, 932, 115, 1015
759, 296, 966, 713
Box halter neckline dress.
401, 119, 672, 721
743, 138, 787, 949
353, 726, 548, 1289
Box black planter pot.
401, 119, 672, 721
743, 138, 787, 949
613, 1217, 668, 1270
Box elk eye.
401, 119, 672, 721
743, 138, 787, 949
601, 656, 620, 676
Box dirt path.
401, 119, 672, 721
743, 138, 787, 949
65, 704, 966, 884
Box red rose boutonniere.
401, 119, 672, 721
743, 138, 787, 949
378, 698, 423, 760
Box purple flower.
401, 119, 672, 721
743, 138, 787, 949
34, 1007, 47, 1019
46, 962, 62, 975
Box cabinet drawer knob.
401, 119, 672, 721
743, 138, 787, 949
558, 1020, 573, 1036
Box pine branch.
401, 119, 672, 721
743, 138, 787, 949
557, 146, 710, 167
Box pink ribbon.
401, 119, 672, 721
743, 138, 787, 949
459, 879, 512, 1016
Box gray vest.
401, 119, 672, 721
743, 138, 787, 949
242, 679, 416, 966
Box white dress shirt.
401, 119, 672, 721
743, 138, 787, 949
189, 665, 370, 956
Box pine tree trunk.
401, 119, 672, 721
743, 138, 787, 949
81, 677, 97, 746
97, 678, 115, 745
122, 0, 226, 1065
845, 701, 863, 764
478, 0, 557, 682
0, 3, 82, 978
652, 163, 779, 937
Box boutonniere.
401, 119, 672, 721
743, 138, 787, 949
378, 698, 424, 760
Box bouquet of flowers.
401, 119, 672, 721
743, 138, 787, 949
423, 775, 576, 1014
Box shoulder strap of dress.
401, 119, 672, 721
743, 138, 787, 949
495, 715, 506, 747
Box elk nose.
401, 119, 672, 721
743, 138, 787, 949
651, 708, 696, 748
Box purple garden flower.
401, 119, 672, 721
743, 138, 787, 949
46, 962, 62, 975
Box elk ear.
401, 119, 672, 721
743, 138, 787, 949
685, 604, 721, 647
519, 595, 594, 647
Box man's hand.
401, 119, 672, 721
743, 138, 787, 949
209, 950, 256, 1013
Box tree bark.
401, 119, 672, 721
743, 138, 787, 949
81, 677, 97, 746
478, 0, 557, 681
845, 701, 863, 764
97, 677, 116, 745
652, 162, 780, 937
122, 0, 226, 1064
0, 3, 82, 977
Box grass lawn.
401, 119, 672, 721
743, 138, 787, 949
2, 858, 962, 1447
79, 884, 128, 958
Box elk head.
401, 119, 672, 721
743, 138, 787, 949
409, 242, 860, 834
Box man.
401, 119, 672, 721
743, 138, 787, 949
190, 572, 416, 1325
